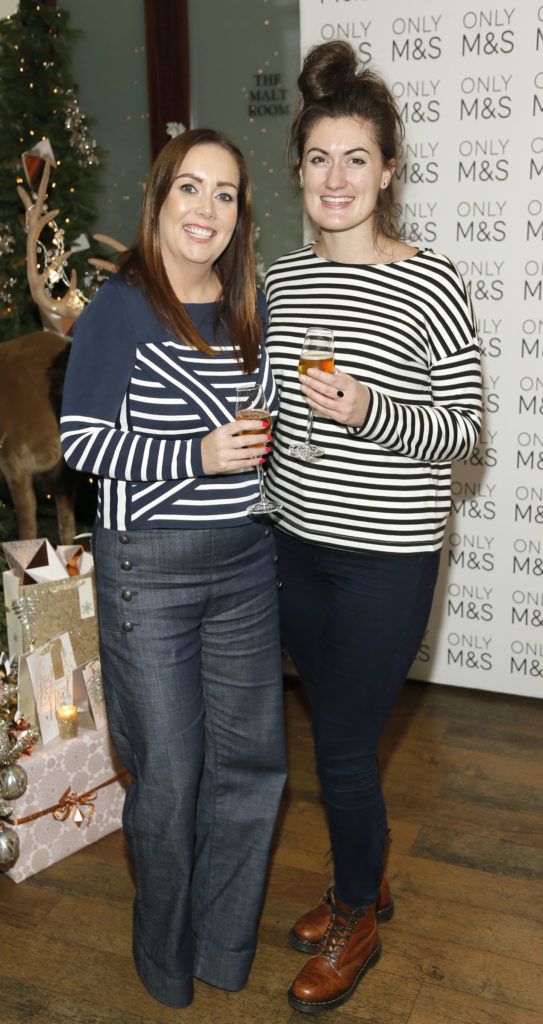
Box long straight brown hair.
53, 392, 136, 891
120, 128, 261, 373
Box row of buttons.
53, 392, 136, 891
118, 531, 282, 623
120, 535, 133, 629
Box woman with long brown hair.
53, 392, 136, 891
61, 128, 286, 1009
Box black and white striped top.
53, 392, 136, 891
264, 246, 482, 554
60, 275, 276, 530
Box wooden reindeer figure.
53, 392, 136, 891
0, 161, 125, 543
0, 330, 74, 541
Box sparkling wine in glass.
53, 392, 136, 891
289, 327, 335, 461
235, 383, 282, 515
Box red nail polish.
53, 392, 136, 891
258, 457, 265, 464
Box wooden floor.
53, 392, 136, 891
1, 677, 543, 1023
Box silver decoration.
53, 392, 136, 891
166, 121, 186, 139
0, 273, 17, 308
63, 88, 100, 167
0, 224, 15, 256
0, 720, 39, 765
0, 799, 13, 819
23, 205, 87, 310
0, 680, 18, 708
86, 668, 104, 706
0, 653, 17, 713
0, 763, 28, 800
0, 821, 20, 871
8, 727, 40, 761
11, 594, 38, 650
0, 721, 11, 763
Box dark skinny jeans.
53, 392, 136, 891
275, 528, 440, 908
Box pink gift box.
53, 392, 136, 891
6, 725, 129, 883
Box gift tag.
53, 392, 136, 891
22, 633, 77, 744
78, 577, 95, 620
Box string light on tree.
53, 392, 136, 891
0, 0, 105, 337
63, 88, 100, 168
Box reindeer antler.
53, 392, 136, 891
17, 162, 128, 335
89, 232, 128, 274
17, 160, 86, 324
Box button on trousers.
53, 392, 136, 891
93, 523, 286, 1008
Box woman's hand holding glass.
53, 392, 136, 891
201, 418, 270, 475
234, 383, 282, 514
289, 327, 335, 461
300, 367, 370, 429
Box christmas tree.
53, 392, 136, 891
0, 0, 105, 341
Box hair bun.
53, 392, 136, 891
298, 41, 358, 103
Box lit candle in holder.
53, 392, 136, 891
56, 702, 78, 739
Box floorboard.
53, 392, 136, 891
1, 678, 542, 1023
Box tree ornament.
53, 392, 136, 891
8, 726, 40, 761
63, 88, 100, 168
0, 1, 105, 339
166, 121, 186, 139
0, 655, 18, 720
83, 264, 109, 297
0, 799, 13, 819
0, 224, 15, 255
11, 594, 39, 650
0, 720, 39, 764
0, 721, 11, 764
0, 273, 17, 310
0, 821, 20, 871
0, 677, 18, 709
0, 764, 28, 800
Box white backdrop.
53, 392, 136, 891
299, 0, 543, 698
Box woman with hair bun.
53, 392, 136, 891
265, 41, 482, 1014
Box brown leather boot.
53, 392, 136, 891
287, 895, 381, 1013
288, 875, 393, 953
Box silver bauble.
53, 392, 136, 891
0, 821, 19, 871
0, 763, 28, 800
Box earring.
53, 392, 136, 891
381, 177, 389, 190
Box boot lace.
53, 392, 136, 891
320, 904, 362, 966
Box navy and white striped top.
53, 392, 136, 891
60, 275, 276, 530
264, 246, 482, 554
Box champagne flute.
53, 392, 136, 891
235, 383, 282, 515
289, 327, 335, 461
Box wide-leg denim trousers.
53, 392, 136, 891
93, 522, 287, 1009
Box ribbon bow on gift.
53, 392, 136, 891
11, 770, 129, 828
52, 786, 97, 827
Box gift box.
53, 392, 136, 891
2, 538, 93, 582
2, 538, 68, 585
6, 725, 129, 883
2, 569, 99, 668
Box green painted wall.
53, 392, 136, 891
188, 0, 302, 271
65, 0, 301, 267
63, 0, 149, 248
